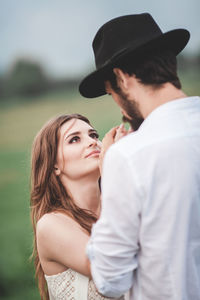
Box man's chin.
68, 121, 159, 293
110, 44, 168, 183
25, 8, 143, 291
122, 115, 144, 131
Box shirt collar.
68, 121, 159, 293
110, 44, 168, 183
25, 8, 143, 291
138, 96, 200, 131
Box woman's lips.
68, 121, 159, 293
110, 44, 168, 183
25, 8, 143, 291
85, 150, 101, 158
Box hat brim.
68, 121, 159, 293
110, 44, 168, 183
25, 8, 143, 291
79, 29, 190, 98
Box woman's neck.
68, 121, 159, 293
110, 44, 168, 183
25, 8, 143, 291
63, 175, 101, 217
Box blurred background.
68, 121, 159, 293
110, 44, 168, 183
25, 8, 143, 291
0, 0, 199, 299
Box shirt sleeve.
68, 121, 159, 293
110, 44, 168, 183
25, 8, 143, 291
87, 146, 142, 298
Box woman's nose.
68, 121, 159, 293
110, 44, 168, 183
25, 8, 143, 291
87, 136, 97, 147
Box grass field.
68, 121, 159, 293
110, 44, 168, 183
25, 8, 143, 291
0, 73, 199, 299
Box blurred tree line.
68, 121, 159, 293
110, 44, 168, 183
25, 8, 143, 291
0, 53, 199, 104
0, 59, 81, 103
178, 52, 200, 73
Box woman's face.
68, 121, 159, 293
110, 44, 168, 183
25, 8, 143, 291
55, 118, 102, 181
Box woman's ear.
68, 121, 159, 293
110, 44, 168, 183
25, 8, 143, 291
113, 68, 129, 90
54, 164, 61, 176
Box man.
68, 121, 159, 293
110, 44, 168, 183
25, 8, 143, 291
79, 13, 200, 300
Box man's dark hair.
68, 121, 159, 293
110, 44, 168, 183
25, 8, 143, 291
107, 50, 181, 93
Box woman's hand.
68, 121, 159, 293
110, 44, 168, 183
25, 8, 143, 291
114, 123, 129, 142
99, 124, 132, 173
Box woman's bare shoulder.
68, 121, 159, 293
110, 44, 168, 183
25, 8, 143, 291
36, 211, 90, 275
36, 211, 87, 259
37, 211, 81, 235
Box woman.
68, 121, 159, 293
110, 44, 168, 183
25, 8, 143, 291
30, 113, 127, 300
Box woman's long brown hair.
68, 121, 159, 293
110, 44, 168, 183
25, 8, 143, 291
30, 114, 98, 300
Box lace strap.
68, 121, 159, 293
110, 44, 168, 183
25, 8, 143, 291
75, 271, 89, 299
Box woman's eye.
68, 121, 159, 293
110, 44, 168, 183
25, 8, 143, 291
69, 136, 80, 144
90, 132, 99, 139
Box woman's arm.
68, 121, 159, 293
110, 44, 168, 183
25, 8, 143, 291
36, 212, 91, 277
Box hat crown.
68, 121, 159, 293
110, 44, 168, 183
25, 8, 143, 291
79, 13, 190, 98
93, 13, 162, 68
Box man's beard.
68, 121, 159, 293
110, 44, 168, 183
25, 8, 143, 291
117, 87, 144, 131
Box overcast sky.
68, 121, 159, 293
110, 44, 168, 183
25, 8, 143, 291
0, 0, 199, 78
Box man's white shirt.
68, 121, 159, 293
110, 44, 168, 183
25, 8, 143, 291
87, 96, 200, 300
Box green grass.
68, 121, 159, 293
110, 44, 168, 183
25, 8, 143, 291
0, 150, 39, 299
0, 74, 199, 299
179, 70, 200, 96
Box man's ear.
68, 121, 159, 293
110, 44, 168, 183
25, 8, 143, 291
113, 68, 129, 90
54, 164, 61, 176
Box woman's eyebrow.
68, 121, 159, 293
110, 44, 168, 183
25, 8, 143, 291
88, 129, 97, 133
64, 131, 80, 140
64, 129, 97, 140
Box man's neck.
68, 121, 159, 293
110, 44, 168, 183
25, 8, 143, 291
140, 83, 187, 119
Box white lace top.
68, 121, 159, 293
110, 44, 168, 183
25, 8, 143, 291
45, 268, 125, 300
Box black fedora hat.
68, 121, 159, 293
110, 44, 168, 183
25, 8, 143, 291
79, 13, 190, 98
